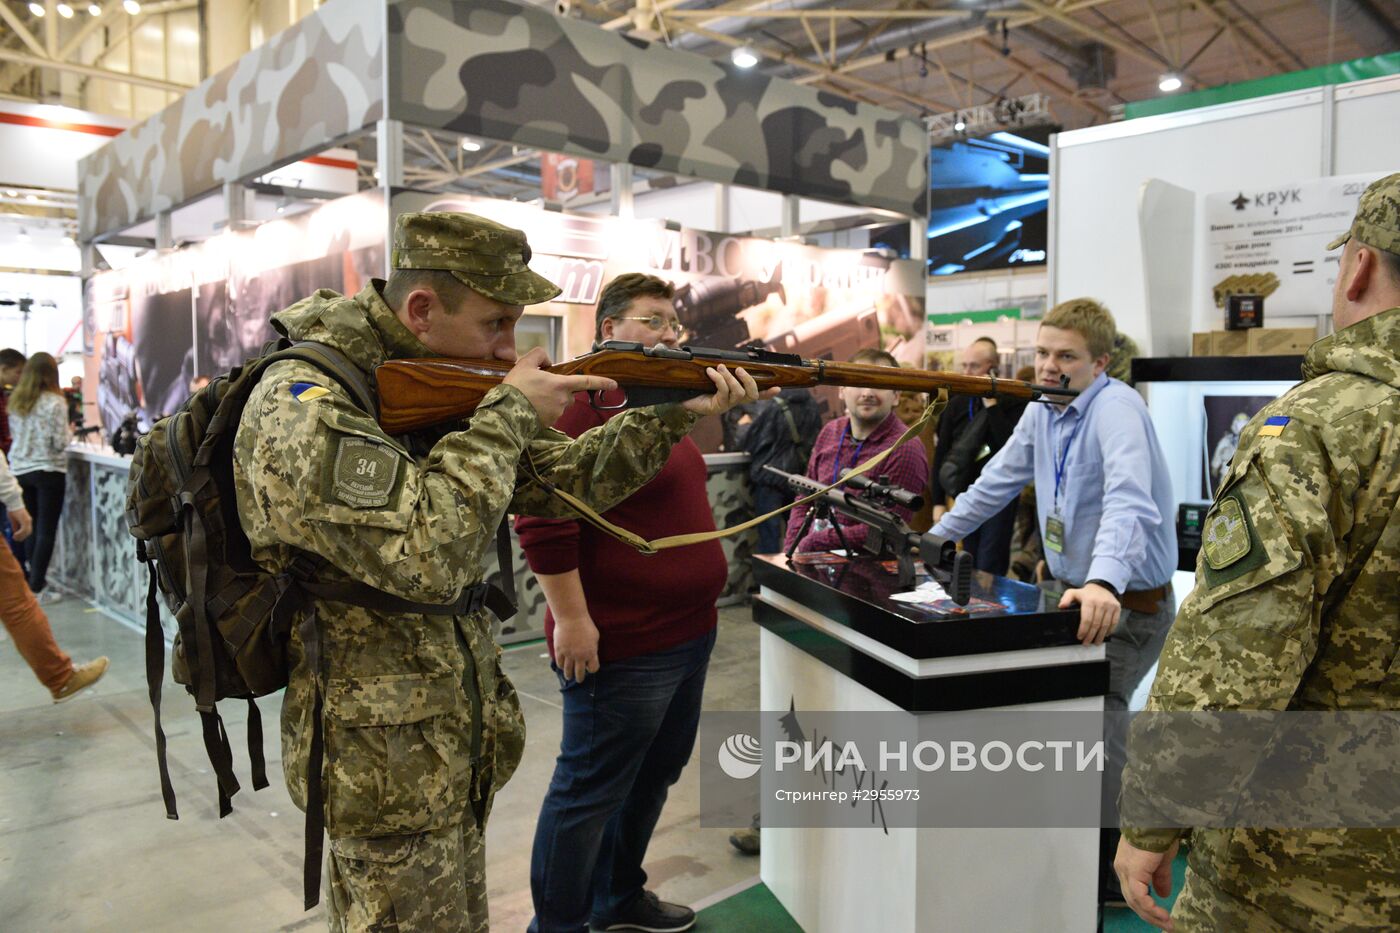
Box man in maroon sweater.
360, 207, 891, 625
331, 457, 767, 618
516, 273, 759, 933
783, 347, 929, 554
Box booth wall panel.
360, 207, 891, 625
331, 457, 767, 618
386, 0, 926, 216
1055, 101, 1324, 350
1333, 82, 1400, 175
78, 0, 385, 238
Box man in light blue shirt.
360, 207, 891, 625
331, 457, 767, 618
931, 297, 1177, 905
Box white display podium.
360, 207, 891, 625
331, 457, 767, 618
752, 554, 1107, 932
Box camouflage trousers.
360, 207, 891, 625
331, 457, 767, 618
1172, 864, 1369, 932
327, 821, 487, 932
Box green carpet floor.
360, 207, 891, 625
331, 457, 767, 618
695, 852, 1188, 931
696, 881, 802, 932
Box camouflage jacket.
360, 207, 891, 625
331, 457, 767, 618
232, 283, 700, 840
1122, 307, 1400, 928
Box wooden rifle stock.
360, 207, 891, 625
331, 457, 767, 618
375, 341, 1076, 435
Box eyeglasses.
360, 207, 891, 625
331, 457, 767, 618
612, 315, 687, 337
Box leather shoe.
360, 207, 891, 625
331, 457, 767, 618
596, 890, 695, 932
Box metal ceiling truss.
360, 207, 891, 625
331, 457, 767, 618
0, 0, 196, 100
578, 0, 1393, 131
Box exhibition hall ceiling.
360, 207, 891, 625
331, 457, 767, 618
556, 0, 1395, 129
0, 0, 1394, 222
0, 1, 1390, 129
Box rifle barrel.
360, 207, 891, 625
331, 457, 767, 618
376, 345, 1075, 434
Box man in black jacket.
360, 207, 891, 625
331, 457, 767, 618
930, 337, 1026, 575
741, 387, 823, 553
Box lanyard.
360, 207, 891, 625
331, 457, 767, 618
831, 424, 867, 486
968, 398, 976, 422
1052, 415, 1084, 507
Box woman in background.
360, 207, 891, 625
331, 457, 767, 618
8, 352, 70, 603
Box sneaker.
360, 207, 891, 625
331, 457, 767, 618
729, 826, 760, 855
52, 657, 109, 703
35, 589, 64, 606
597, 890, 695, 933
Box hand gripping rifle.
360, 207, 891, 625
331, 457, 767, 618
765, 464, 974, 605
375, 340, 1075, 434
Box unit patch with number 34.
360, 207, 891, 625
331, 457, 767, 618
331, 436, 401, 508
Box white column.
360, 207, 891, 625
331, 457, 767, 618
610, 162, 635, 218
780, 193, 800, 238
155, 211, 173, 250
908, 215, 928, 264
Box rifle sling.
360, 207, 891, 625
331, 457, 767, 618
522, 392, 945, 554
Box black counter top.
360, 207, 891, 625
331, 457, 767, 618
752, 553, 1083, 660
752, 555, 1107, 711
1131, 355, 1303, 383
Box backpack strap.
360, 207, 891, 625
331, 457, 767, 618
774, 396, 802, 444
267, 553, 508, 910
493, 522, 517, 622
137, 541, 179, 821
178, 469, 241, 816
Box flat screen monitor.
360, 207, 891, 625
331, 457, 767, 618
871, 125, 1055, 276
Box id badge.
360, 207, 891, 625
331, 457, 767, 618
1045, 513, 1065, 553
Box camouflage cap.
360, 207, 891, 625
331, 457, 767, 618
1326, 173, 1400, 253
392, 211, 562, 305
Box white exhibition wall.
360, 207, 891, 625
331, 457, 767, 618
0, 273, 84, 365
1052, 73, 1400, 355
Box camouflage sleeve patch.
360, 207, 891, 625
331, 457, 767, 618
327, 435, 402, 509
1197, 461, 1302, 607
1202, 496, 1261, 580
304, 404, 412, 526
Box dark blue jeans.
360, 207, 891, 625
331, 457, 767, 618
528, 628, 717, 933
753, 484, 789, 555
963, 496, 1019, 577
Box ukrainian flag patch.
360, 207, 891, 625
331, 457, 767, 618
1257, 415, 1290, 438
291, 382, 330, 403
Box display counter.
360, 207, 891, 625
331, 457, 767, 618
751, 553, 1106, 932
52, 445, 157, 630
52, 447, 757, 644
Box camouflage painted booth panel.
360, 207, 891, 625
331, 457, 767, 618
78, 0, 385, 239
388, 0, 927, 216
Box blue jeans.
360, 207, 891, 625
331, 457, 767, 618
963, 496, 1018, 577
753, 484, 789, 554
528, 628, 717, 933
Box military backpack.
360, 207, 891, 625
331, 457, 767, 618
124, 338, 503, 908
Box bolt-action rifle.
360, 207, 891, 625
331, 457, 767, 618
375, 340, 1075, 434
765, 464, 974, 605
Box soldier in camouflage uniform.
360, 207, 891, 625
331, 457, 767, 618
1116, 174, 1400, 930
232, 211, 762, 932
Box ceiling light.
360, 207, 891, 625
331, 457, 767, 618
88, 3, 101, 13
460, 138, 482, 152
28, 3, 45, 16
1159, 74, 1183, 93
57, 3, 74, 17
731, 46, 758, 69
953, 114, 967, 132
4, 190, 17, 198
123, 0, 141, 14
26, 194, 39, 202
